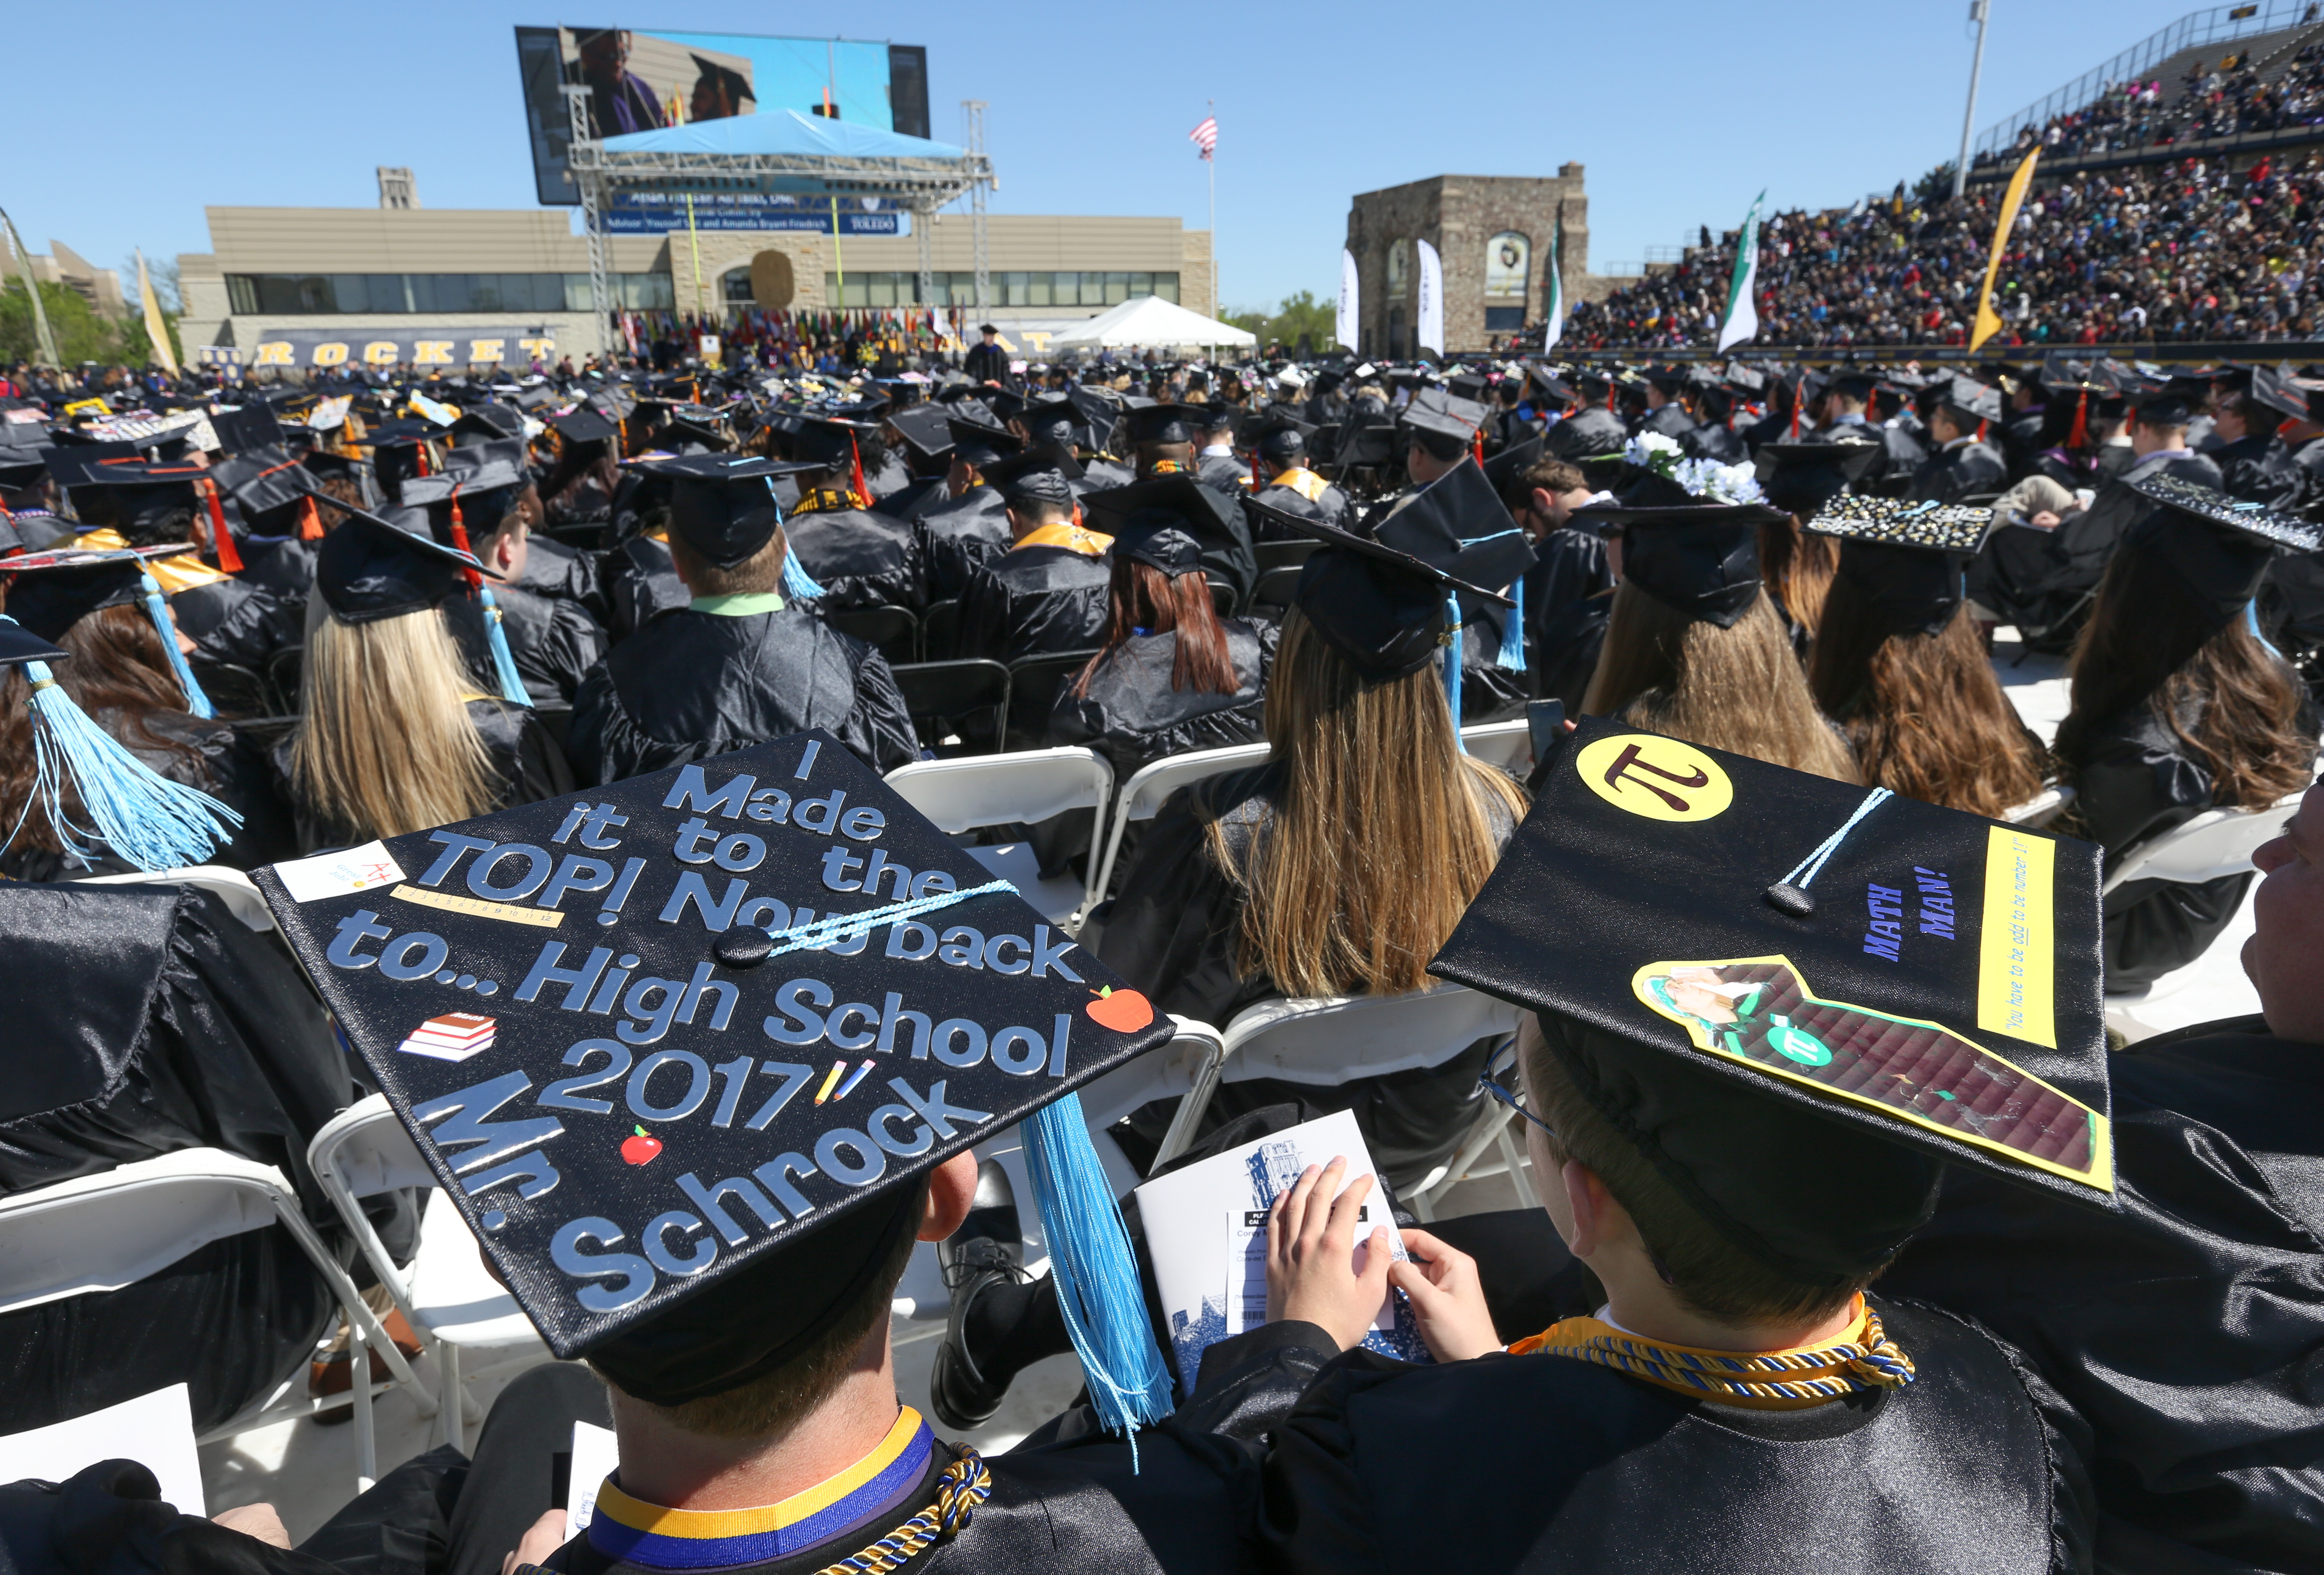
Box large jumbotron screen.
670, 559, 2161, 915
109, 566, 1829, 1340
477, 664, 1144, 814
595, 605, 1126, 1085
513, 27, 932, 206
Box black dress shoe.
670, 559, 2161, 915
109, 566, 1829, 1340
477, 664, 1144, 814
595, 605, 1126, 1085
931, 1160, 1024, 1430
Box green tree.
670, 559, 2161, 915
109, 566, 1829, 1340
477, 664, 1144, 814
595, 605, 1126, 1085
0, 278, 177, 369
1224, 288, 1336, 352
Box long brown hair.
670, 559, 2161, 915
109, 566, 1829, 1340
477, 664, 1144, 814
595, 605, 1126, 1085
1809, 584, 2047, 818
1205, 608, 1529, 998
0, 604, 203, 854
1070, 559, 1236, 699
1584, 582, 1859, 782
290, 602, 500, 841
2055, 544, 2313, 813
1758, 514, 1837, 637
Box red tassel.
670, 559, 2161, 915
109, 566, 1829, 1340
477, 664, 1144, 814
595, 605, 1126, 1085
2067, 389, 2090, 449
1251, 451, 1265, 490
1789, 376, 1803, 440
1472, 426, 1485, 468
448, 488, 483, 590
1977, 419, 1989, 444
849, 435, 869, 509
200, 478, 244, 572
297, 496, 324, 542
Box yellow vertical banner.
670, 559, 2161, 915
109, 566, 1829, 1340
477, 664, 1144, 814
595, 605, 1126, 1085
1969, 146, 2041, 352
1976, 826, 2057, 1049
135, 249, 179, 377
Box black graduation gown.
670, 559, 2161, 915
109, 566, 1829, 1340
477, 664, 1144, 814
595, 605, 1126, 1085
2211, 432, 2304, 509
0, 709, 297, 882
954, 541, 1113, 667
268, 697, 573, 856
2069, 699, 2297, 985
2001, 406, 2050, 481
521, 535, 609, 625
918, 486, 1014, 608
1080, 456, 1135, 488
1680, 419, 1746, 464
0, 883, 351, 1435
1525, 526, 1616, 713
169, 576, 301, 673
602, 535, 688, 644
1971, 452, 2222, 643
869, 473, 947, 525
782, 504, 925, 614
1542, 404, 1628, 460
864, 449, 914, 503
569, 605, 919, 786
1249, 477, 1351, 534
1196, 452, 1249, 496
1258, 1296, 2093, 1575
1046, 622, 1273, 784
232, 535, 319, 598
442, 583, 610, 708
1883, 1016, 2324, 1574
1096, 764, 1520, 1190
1632, 402, 1697, 442
1908, 439, 2008, 504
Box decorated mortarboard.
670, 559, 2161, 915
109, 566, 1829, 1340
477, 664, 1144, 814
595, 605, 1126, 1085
316, 501, 507, 624
977, 442, 1084, 509
2123, 472, 2324, 632
549, 409, 620, 446
249, 734, 1182, 1426
1429, 716, 2115, 1285
1805, 497, 1993, 638
1081, 474, 1236, 576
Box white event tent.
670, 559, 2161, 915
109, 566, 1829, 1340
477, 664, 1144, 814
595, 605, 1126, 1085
1049, 294, 1256, 350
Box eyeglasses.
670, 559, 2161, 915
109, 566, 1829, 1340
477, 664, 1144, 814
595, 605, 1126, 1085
1477, 1043, 1558, 1141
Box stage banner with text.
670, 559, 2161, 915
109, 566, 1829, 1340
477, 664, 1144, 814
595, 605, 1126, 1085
602, 193, 903, 235
249, 329, 561, 370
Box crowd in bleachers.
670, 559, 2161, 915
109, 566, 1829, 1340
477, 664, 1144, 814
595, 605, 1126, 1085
1975, 36, 2324, 168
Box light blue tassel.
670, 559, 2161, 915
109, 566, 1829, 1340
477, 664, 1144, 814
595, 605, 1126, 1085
141, 571, 213, 719
1023, 1093, 1175, 1450
1443, 592, 1467, 751
1497, 576, 1527, 672
477, 587, 533, 708
767, 478, 825, 601
2247, 599, 2283, 660
1, 629, 240, 873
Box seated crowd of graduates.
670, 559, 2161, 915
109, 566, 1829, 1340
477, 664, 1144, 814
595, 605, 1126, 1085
0, 341, 2319, 1575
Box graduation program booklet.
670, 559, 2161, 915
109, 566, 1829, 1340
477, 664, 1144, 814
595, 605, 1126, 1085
1135, 1108, 1431, 1391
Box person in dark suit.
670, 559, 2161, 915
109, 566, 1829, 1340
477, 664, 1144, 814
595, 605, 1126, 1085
963, 324, 1010, 386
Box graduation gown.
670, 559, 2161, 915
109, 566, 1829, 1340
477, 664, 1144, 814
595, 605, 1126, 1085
2000, 406, 2050, 481
1884, 1016, 2324, 1574
1632, 402, 1697, 441
1096, 764, 1520, 1190
1908, 439, 2008, 505
1257, 1296, 2093, 1575
2211, 432, 2304, 509
569, 604, 919, 787
954, 529, 1113, 668
1680, 419, 1747, 464
442, 583, 610, 707
0, 883, 351, 1435
782, 504, 925, 614
2068, 698, 2303, 985
869, 473, 947, 525
1249, 471, 1351, 534
232, 535, 319, 598
1971, 451, 2222, 643
168, 576, 302, 671
269, 697, 573, 856
918, 486, 1015, 608
602, 535, 688, 644
521, 535, 609, 625
1542, 404, 1627, 460
1046, 621, 1273, 784
1525, 526, 1616, 712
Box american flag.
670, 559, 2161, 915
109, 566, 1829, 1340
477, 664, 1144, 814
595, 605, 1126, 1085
1189, 115, 1217, 159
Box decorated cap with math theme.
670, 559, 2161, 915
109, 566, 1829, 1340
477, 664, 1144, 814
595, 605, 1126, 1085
1429, 717, 2117, 1259
253, 732, 1174, 1365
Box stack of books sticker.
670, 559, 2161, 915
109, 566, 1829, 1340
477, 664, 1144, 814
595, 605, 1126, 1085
397, 1013, 497, 1062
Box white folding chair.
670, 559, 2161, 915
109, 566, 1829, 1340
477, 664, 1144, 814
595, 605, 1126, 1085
74, 865, 272, 931
0, 1148, 431, 1489
2101, 794, 2301, 896
1460, 719, 1534, 778
308, 1097, 549, 1465
885, 747, 1115, 927
1087, 743, 1273, 905
2002, 784, 2076, 829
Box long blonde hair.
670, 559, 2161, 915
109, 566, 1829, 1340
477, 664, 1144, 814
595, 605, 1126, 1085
291, 602, 499, 840
1205, 608, 1528, 998
1584, 582, 1858, 782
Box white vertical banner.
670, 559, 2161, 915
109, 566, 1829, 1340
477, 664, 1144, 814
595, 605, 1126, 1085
1416, 238, 1444, 357
1541, 220, 1565, 353
1337, 248, 1360, 352
1715, 190, 1766, 353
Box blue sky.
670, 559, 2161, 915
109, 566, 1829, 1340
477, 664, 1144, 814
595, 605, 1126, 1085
3, 0, 2256, 312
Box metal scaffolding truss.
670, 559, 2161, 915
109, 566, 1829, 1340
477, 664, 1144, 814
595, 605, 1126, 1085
559, 91, 992, 342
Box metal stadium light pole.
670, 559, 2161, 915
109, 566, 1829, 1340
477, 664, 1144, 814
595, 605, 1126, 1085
1953, 0, 1992, 200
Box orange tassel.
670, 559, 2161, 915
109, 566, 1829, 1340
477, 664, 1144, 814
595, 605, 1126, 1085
297, 496, 324, 542
448, 488, 483, 590
416, 444, 430, 479
1977, 419, 1989, 444
2067, 389, 2089, 449
200, 478, 244, 572
1472, 426, 1485, 468
1790, 376, 1804, 440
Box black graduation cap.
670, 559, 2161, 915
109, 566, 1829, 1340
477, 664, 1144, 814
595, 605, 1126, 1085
314, 501, 506, 623
550, 409, 619, 446
1806, 496, 1995, 638
1121, 404, 1207, 447
0, 616, 68, 669
945, 417, 1021, 469
1399, 388, 1486, 451
450, 405, 527, 446
1082, 474, 1237, 576
2122, 472, 2324, 632
788, 416, 878, 471
632, 454, 815, 569
248, 732, 1177, 1381
2, 544, 203, 641
1481, 434, 1546, 498
1244, 492, 1510, 679
2238, 365, 2310, 424
303, 448, 360, 483
1754, 438, 1884, 518
1371, 458, 1537, 598
214, 445, 324, 516
1523, 366, 1574, 405
977, 442, 1084, 508
1573, 473, 1786, 629
63, 460, 207, 538
1019, 397, 1081, 447
1254, 415, 1317, 466
885, 405, 955, 463
404, 458, 530, 540
208, 405, 285, 455
1429, 715, 2115, 1284
1923, 374, 2002, 425
2130, 377, 2206, 429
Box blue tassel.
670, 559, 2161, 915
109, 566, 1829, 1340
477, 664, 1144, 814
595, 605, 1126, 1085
1443, 592, 1468, 751
1022, 1093, 1175, 1450
781, 535, 826, 602
1497, 576, 1527, 673
477, 587, 533, 708
2, 638, 240, 873
141, 572, 213, 719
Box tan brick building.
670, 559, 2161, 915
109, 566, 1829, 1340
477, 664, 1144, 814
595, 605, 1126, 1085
1345, 169, 1590, 358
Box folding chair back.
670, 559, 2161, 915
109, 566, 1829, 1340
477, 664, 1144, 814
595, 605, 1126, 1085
1460, 719, 1533, 778
2103, 794, 2301, 894
1249, 564, 1305, 613
263, 645, 304, 711
884, 747, 1115, 924
824, 605, 919, 666
1253, 539, 1319, 576
2004, 785, 2076, 828
890, 659, 1011, 754
920, 599, 962, 661
1005, 649, 1103, 748
1088, 741, 1274, 901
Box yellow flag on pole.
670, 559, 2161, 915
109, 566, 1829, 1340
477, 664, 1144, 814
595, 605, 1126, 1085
1969, 148, 2041, 352
135, 249, 179, 377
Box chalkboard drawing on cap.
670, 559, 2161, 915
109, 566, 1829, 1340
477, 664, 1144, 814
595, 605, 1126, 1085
1574, 733, 1734, 823
1632, 956, 2110, 1191
399, 1013, 498, 1062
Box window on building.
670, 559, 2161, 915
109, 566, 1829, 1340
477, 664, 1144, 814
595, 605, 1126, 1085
1386, 240, 1410, 297
723, 268, 755, 304
818, 271, 1177, 309
219, 271, 670, 315
1484, 306, 1527, 332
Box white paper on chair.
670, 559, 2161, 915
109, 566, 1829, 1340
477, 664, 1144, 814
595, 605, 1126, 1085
0, 1384, 204, 1515
565, 1421, 620, 1542
1134, 1109, 1430, 1393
